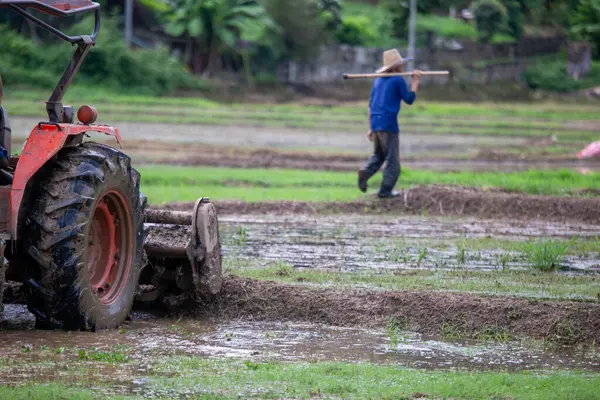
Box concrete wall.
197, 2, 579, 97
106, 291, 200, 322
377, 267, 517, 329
278, 37, 564, 85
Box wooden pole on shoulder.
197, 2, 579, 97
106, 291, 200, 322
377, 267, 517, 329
342, 71, 450, 80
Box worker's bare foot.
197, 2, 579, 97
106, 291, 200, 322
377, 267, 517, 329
358, 170, 368, 192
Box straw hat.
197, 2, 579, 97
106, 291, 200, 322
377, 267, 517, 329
376, 49, 413, 73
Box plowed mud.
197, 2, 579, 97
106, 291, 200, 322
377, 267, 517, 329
158, 185, 600, 224
198, 277, 600, 346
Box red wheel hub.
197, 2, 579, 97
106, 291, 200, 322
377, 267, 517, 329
87, 191, 133, 305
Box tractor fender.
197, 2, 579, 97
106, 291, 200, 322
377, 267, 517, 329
10, 122, 122, 239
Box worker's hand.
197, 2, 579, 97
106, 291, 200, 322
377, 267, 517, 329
412, 69, 423, 81
411, 70, 423, 92
367, 131, 373, 142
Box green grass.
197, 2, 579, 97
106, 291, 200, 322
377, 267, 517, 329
4, 358, 599, 399
77, 346, 129, 363
0, 384, 133, 399
146, 357, 600, 400
225, 262, 600, 301
138, 165, 600, 204
5, 88, 600, 122
4, 87, 599, 146
521, 238, 577, 271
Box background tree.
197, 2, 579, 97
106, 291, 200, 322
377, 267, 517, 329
261, 0, 329, 59
503, 0, 524, 40
472, 0, 508, 43
316, 0, 343, 32
383, 0, 467, 39
570, 0, 600, 57
162, 0, 275, 75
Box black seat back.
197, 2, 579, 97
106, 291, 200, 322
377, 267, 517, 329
0, 75, 11, 157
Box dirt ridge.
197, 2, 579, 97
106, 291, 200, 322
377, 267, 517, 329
194, 277, 600, 346
156, 185, 600, 224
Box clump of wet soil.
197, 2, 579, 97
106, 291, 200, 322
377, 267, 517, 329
157, 185, 600, 225
195, 277, 600, 346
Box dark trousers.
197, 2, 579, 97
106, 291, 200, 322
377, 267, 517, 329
361, 131, 400, 197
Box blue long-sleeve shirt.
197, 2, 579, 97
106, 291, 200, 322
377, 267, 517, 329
369, 76, 416, 134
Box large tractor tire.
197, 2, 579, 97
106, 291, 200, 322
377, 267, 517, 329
23, 142, 146, 330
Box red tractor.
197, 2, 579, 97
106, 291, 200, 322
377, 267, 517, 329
0, 0, 222, 330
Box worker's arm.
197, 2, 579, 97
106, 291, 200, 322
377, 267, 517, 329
398, 71, 422, 105
411, 70, 423, 93
367, 88, 373, 141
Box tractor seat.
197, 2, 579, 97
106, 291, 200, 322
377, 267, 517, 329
0, 74, 11, 159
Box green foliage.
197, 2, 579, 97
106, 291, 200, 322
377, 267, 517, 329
521, 237, 576, 271
161, 0, 276, 73
0, 17, 199, 95
503, 0, 524, 40
262, 0, 328, 59
524, 59, 600, 92
415, 14, 477, 39
316, 0, 343, 31
473, 0, 508, 43
382, 0, 409, 39
335, 16, 377, 46
570, 0, 600, 55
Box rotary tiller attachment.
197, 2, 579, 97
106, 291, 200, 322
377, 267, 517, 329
139, 198, 222, 307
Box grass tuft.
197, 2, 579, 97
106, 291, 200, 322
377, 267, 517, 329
521, 237, 577, 271
77, 345, 129, 363
479, 325, 511, 343
551, 319, 582, 345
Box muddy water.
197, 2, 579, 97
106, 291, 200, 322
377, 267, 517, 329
1, 305, 598, 374
217, 214, 600, 272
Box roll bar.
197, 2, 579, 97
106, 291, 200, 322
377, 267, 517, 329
7, 6, 100, 43
0, 0, 102, 121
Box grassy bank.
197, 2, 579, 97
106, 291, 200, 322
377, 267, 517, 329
138, 165, 600, 204
148, 358, 600, 400
2, 358, 600, 400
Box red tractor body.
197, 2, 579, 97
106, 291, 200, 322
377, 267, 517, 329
0, 0, 223, 331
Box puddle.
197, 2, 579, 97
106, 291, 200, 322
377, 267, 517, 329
218, 214, 600, 273
1, 305, 598, 374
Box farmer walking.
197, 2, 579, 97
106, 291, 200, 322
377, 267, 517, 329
358, 49, 422, 198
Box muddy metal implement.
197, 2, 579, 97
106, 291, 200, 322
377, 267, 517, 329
0, 0, 222, 331
141, 199, 222, 305
343, 71, 450, 80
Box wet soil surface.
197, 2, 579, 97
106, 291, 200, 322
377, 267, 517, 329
195, 213, 600, 272
121, 141, 599, 173
10, 117, 533, 158
1, 304, 598, 377
160, 185, 600, 225
13, 117, 595, 173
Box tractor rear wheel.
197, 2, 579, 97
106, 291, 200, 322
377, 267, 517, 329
24, 142, 146, 330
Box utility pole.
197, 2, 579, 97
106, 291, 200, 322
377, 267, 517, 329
407, 0, 417, 71
125, 0, 133, 47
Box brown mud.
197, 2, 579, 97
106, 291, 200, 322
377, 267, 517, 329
197, 277, 600, 346
158, 185, 600, 225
